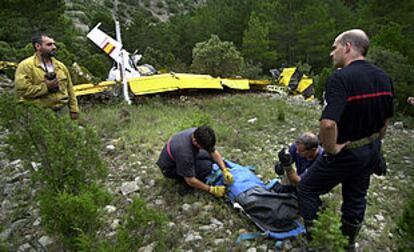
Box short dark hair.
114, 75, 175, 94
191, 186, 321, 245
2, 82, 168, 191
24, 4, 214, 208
194, 126, 216, 152
31, 33, 50, 50
338, 30, 370, 57
295, 132, 319, 150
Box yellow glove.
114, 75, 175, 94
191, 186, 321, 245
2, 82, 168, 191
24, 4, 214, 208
209, 186, 226, 198
222, 168, 234, 185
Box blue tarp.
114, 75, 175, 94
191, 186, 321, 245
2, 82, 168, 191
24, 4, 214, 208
206, 160, 306, 240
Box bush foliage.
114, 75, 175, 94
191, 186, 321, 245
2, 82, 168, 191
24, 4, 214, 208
176, 111, 214, 131
39, 188, 110, 250
1, 0, 413, 115
191, 35, 244, 78
0, 102, 107, 193
75, 197, 169, 251
0, 94, 110, 250
367, 46, 414, 116
309, 202, 348, 251
114, 197, 169, 251
397, 193, 414, 251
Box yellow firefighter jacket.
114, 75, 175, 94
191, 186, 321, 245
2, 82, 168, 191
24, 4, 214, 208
14, 54, 79, 113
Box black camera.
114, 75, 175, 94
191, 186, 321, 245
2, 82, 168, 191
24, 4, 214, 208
45, 72, 59, 93
46, 71, 56, 80
274, 161, 285, 176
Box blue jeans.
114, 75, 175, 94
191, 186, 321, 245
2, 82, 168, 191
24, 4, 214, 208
297, 140, 381, 224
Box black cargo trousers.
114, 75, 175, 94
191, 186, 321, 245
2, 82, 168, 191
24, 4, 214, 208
297, 139, 381, 224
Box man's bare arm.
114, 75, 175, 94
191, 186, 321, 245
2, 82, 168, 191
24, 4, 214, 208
379, 119, 390, 140
184, 176, 210, 192
320, 119, 349, 154
210, 150, 227, 170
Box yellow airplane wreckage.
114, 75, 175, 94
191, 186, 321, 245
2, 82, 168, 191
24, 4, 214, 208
73, 73, 271, 96
0, 23, 314, 101
81, 23, 278, 104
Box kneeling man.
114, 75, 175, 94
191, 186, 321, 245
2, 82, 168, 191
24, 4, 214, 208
156, 126, 233, 197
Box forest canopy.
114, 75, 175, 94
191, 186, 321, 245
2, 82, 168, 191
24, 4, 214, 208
0, 0, 413, 114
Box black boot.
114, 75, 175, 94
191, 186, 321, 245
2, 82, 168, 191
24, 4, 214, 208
304, 220, 314, 241
341, 218, 362, 252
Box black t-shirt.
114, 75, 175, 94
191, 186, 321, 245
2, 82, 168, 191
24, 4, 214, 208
157, 128, 199, 177
321, 60, 394, 143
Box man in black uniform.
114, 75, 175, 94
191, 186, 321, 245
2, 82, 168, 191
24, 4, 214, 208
297, 29, 394, 250
156, 126, 233, 197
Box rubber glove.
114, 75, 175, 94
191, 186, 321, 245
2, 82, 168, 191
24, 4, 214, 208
209, 186, 226, 197
222, 167, 234, 185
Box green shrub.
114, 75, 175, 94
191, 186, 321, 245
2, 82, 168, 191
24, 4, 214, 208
114, 197, 169, 251
191, 35, 244, 78
176, 111, 213, 131
69, 62, 95, 84
367, 46, 414, 116
371, 22, 414, 65
55, 42, 76, 67
0, 41, 17, 61
0, 94, 110, 250
397, 194, 414, 251
75, 196, 170, 251
143, 0, 150, 7
296, 62, 313, 76
78, 53, 111, 81
240, 61, 263, 79
69, 3, 88, 12
15, 43, 34, 62
1, 97, 107, 193
143, 47, 187, 72
309, 203, 348, 251
103, 0, 113, 8
156, 1, 164, 9
168, 3, 179, 14
314, 67, 333, 102
39, 188, 110, 250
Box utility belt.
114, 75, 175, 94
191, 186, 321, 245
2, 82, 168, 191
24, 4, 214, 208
345, 132, 380, 150
323, 132, 381, 163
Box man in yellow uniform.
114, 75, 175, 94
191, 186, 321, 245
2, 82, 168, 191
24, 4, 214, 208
14, 33, 79, 119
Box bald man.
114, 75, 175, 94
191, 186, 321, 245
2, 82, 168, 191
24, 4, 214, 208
297, 29, 394, 250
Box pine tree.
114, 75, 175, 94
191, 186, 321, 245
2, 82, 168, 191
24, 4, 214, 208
242, 12, 276, 70
294, 1, 336, 71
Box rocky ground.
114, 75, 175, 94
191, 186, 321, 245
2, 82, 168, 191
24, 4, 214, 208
0, 75, 13, 94
0, 89, 413, 251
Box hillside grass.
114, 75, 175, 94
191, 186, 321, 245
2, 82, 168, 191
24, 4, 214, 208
79, 92, 413, 250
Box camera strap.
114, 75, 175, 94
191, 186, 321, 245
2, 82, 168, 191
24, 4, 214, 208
41, 55, 54, 74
